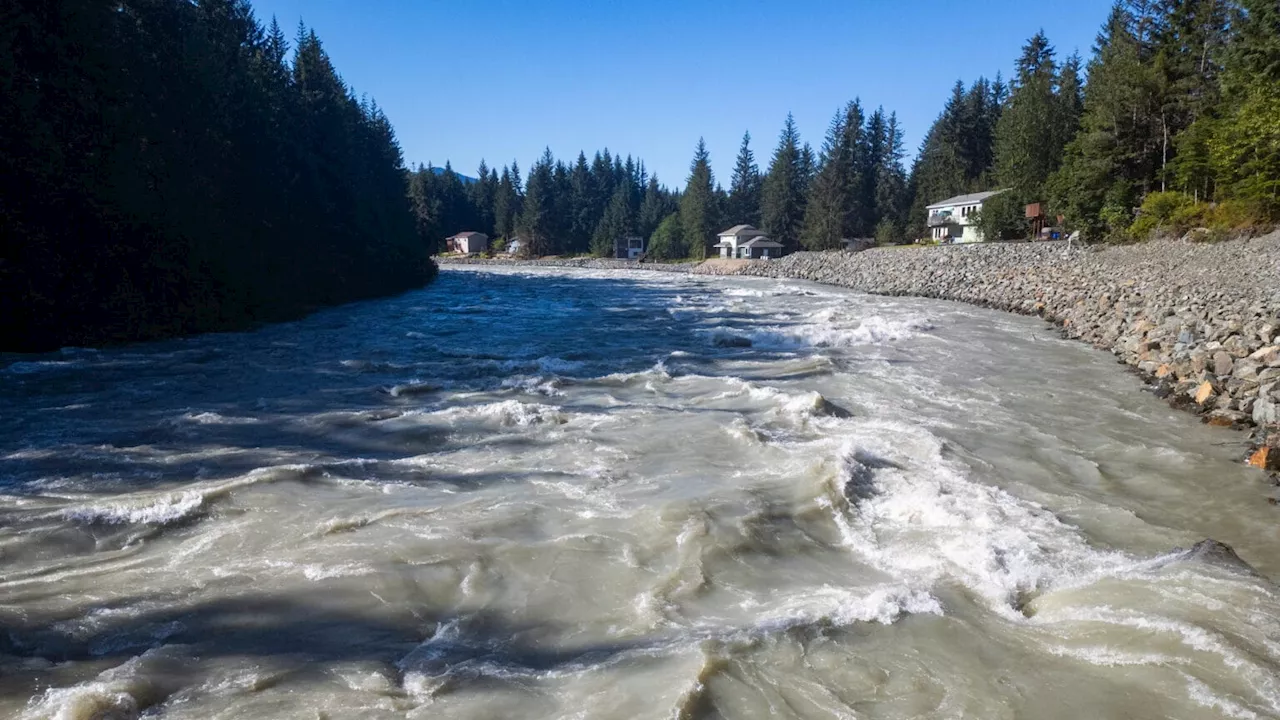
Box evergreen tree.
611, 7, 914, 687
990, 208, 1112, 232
1206, 0, 1280, 211
493, 165, 519, 239
519, 149, 556, 256
727, 132, 763, 225
874, 113, 911, 243
0, 2, 432, 350
907, 80, 992, 238
592, 185, 635, 257
680, 138, 718, 260
984, 32, 1070, 240
1049, 5, 1165, 238
802, 109, 854, 249
568, 152, 596, 253
637, 175, 673, 240
761, 114, 808, 251
647, 212, 687, 261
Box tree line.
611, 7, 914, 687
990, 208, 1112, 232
1, 0, 434, 352
908, 0, 1279, 242
407, 151, 679, 259
416, 104, 912, 261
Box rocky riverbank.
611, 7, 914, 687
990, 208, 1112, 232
728, 233, 1280, 471
437, 235, 1280, 472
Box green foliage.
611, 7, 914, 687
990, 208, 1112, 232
727, 132, 762, 225
907, 78, 1003, 238
972, 192, 1028, 241
991, 31, 1081, 218
874, 218, 905, 246
647, 212, 687, 261
1127, 191, 1195, 237
761, 114, 808, 251
680, 138, 718, 260
0, 0, 434, 351
591, 185, 634, 257
1126, 192, 1270, 239
1209, 85, 1280, 213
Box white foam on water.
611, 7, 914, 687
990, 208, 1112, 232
21, 646, 190, 720
56, 465, 314, 527
823, 422, 1134, 617
742, 315, 934, 350
62, 490, 205, 526
430, 400, 568, 427
4, 360, 84, 375
747, 584, 943, 628
500, 374, 566, 397
179, 412, 261, 425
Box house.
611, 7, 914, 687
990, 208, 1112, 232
714, 225, 786, 259
446, 231, 489, 254
925, 190, 1006, 243
505, 236, 527, 256
614, 235, 646, 260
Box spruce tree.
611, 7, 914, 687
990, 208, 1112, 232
1049, 5, 1164, 238
1206, 0, 1280, 212
519, 149, 556, 256
647, 211, 687, 261
874, 113, 911, 243
680, 138, 718, 260
592, 185, 634, 257
802, 109, 853, 250
761, 114, 808, 251
637, 175, 672, 240
727, 132, 763, 225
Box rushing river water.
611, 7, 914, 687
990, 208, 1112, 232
2, 266, 1279, 719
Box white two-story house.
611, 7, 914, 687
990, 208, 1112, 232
714, 225, 785, 259
925, 190, 1005, 243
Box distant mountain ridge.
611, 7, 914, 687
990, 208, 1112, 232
429, 166, 478, 185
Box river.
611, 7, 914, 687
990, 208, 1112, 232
2, 266, 1278, 719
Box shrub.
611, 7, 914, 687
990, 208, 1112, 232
1128, 191, 1195, 239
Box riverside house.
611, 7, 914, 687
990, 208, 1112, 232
925, 190, 1005, 243
446, 231, 489, 254
714, 224, 786, 259
614, 235, 646, 259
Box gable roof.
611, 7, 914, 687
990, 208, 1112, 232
718, 224, 766, 238
447, 231, 486, 239
926, 190, 1006, 210
741, 237, 783, 248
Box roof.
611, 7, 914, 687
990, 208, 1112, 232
925, 190, 1006, 210
718, 224, 767, 238
447, 231, 486, 239
742, 238, 783, 248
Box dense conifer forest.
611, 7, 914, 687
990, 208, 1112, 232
1, 1, 434, 352
423, 0, 1278, 257
3, 0, 1277, 352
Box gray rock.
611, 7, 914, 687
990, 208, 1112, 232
1213, 351, 1235, 377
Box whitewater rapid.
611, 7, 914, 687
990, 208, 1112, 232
1, 265, 1278, 719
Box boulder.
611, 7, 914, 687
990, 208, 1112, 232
1178, 539, 1263, 578
1213, 350, 1235, 376
1194, 381, 1216, 406
1249, 345, 1280, 366
1249, 445, 1280, 472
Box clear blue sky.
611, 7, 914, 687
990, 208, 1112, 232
249, 0, 1114, 189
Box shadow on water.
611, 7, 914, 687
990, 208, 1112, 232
0, 269, 821, 495
0, 268, 853, 707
